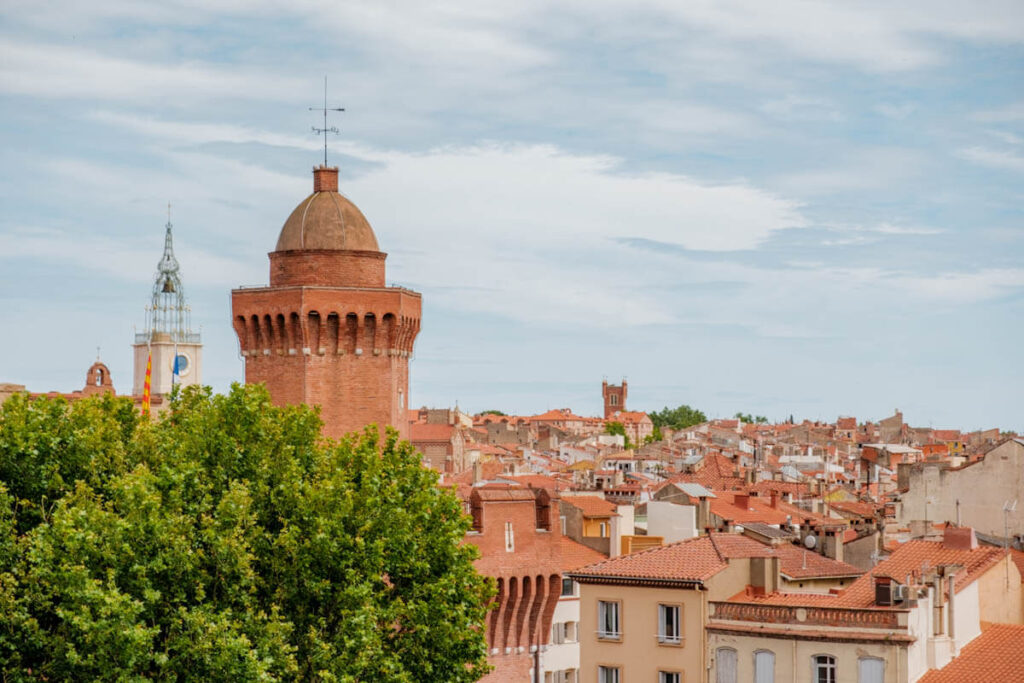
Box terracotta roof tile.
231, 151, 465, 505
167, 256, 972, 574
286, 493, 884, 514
561, 537, 608, 572
773, 544, 865, 579
571, 533, 774, 583
918, 624, 1024, 682
561, 494, 618, 517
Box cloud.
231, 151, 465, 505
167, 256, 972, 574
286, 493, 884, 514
772, 148, 926, 196
0, 40, 303, 102
0, 224, 260, 289
760, 95, 842, 122
957, 146, 1024, 172
971, 102, 1024, 123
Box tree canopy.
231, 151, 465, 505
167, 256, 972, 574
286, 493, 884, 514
603, 421, 631, 449
0, 385, 492, 682
648, 404, 707, 431
734, 412, 769, 424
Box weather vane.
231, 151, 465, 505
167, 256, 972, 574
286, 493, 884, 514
310, 76, 345, 166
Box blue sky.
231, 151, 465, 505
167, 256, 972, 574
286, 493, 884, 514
1, 1, 1022, 430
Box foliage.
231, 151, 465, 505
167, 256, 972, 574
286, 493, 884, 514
734, 412, 769, 424
479, 410, 506, 416
0, 385, 493, 682
643, 425, 664, 444
648, 404, 707, 431
603, 421, 632, 449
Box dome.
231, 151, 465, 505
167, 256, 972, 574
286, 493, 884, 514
274, 166, 380, 252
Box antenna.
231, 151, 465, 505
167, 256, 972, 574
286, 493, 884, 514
309, 76, 345, 166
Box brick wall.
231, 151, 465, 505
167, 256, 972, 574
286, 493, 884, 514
231, 282, 421, 440
466, 488, 564, 682
269, 250, 386, 288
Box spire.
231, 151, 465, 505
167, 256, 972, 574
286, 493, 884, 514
142, 209, 196, 343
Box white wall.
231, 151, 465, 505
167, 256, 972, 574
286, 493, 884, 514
646, 501, 697, 543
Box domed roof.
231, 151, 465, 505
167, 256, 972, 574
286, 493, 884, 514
274, 167, 380, 252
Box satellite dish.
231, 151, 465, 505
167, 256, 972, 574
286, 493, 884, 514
804, 534, 817, 549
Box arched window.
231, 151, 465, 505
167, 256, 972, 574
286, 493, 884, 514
754, 650, 775, 683
716, 647, 737, 683
812, 654, 836, 683
858, 657, 884, 683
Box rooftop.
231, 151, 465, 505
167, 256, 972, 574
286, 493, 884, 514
918, 624, 1024, 682
570, 533, 774, 584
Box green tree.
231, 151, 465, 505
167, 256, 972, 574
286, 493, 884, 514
603, 421, 632, 449
648, 405, 707, 431
0, 385, 492, 682
733, 412, 769, 424
479, 410, 506, 416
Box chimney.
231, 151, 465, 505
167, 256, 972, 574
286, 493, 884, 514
313, 165, 339, 193
770, 491, 779, 508
697, 496, 711, 534
943, 526, 978, 551
472, 460, 483, 484
735, 493, 750, 510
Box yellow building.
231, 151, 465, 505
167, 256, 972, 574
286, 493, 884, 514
568, 533, 782, 683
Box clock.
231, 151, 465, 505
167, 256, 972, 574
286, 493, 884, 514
173, 353, 191, 377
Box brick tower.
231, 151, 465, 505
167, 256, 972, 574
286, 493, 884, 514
602, 378, 627, 419
231, 165, 421, 439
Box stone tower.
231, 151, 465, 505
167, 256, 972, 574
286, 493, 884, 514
602, 378, 627, 419
133, 217, 203, 396
231, 165, 421, 440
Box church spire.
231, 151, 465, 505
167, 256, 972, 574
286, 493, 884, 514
144, 209, 193, 343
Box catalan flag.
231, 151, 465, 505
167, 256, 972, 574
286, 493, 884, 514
142, 349, 152, 417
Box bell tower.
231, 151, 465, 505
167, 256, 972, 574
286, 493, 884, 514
132, 215, 203, 396
231, 165, 421, 439
602, 378, 627, 419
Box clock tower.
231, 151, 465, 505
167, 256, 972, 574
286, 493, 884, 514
132, 215, 203, 397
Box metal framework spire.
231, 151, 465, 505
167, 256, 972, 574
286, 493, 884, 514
310, 76, 345, 166
140, 207, 197, 344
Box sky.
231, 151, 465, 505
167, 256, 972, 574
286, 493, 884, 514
1, 0, 1022, 431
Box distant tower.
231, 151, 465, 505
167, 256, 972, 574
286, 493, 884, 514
132, 216, 203, 396
231, 165, 422, 439
602, 378, 627, 419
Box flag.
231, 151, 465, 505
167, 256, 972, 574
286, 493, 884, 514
172, 348, 180, 383
142, 350, 152, 417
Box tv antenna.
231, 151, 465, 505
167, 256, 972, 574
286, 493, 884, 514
310, 76, 345, 166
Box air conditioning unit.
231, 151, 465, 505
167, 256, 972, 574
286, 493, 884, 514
892, 584, 907, 603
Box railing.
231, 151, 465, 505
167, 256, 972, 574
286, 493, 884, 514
134, 332, 202, 344
710, 602, 903, 629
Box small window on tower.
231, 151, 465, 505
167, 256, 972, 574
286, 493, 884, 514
504, 521, 514, 552
610, 394, 618, 406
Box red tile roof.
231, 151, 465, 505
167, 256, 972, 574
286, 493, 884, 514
570, 533, 775, 583
410, 423, 455, 441
834, 538, 1004, 608
772, 544, 864, 580
561, 537, 608, 572
918, 624, 1024, 682
561, 494, 618, 518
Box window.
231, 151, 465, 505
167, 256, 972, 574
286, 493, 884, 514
812, 655, 836, 683
858, 657, 884, 683
597, 600, 620, 640
658, 604, 681, 644
551, 621, 577, 644
754, 650, 775, 683
716, 648, 737, 683
598, 666, 620, 683
599, 522, 608, 537
504, 521, 514, 552
610, 394, 619, 406
659, 672, 680, 683
561, 577, 575, 597
560, 515, 567, 534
